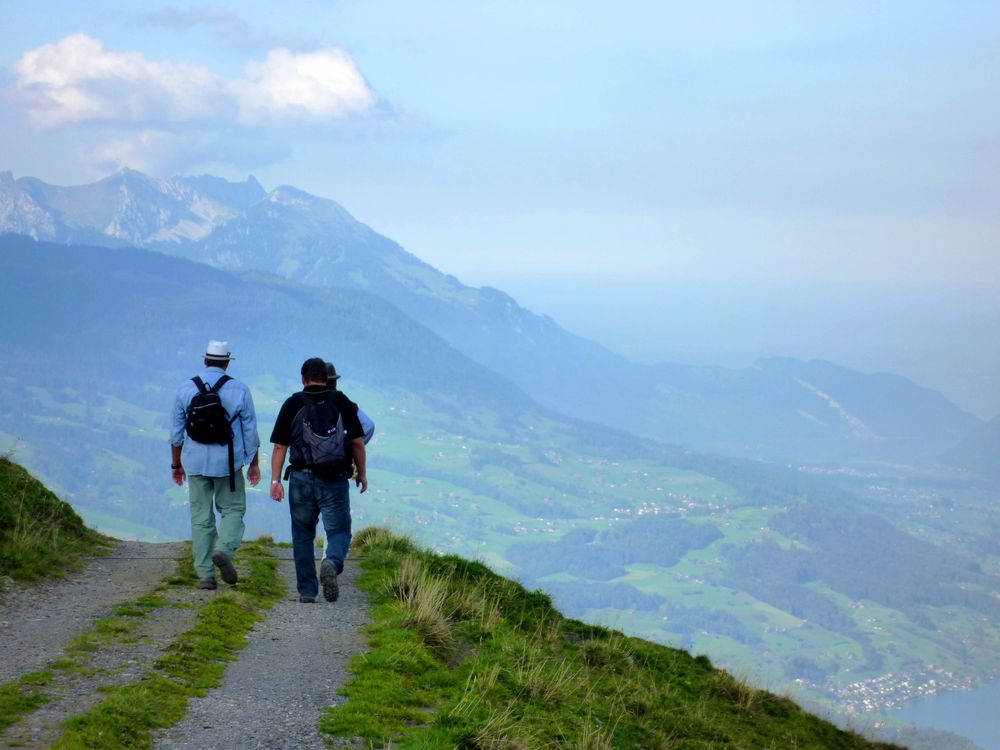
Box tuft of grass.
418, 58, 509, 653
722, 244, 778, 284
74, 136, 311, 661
0, 457, 110, 585
353, 525, 417, 554
470, 701, 532, 750
394, 557, 452, 654
113, 593, 168, 618
511, 649, 575, 703
321, 526, 904, 750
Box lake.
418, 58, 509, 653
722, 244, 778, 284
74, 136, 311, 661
890, 679, 1000, 750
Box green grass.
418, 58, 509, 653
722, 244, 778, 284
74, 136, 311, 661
0, 456, 110, 584
0, 671, 54, 731
322, 526, 903, 749
51, 541, 283, 749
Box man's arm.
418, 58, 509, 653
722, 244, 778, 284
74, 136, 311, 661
269, 444, 288, 501
170, 391, 187, 485
351, 438, 367, 493
240, 387, 261, 467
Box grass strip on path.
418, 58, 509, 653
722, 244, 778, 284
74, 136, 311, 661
322, 526, 902, 750
0, 548, 194, 735
50, 540, 283, 750
52, 542, 284, 750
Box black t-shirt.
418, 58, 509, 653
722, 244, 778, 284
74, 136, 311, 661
270, 386, 364, 472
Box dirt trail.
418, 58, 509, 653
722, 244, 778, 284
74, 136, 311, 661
0, 540, 187, 684
1, 544, 371, 749
153, 554, 371, 750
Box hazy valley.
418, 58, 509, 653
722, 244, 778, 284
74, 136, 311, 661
1, 171, 998, 748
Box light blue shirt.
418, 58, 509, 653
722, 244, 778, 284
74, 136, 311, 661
358, 407, 375, 444
170, 367, 260, 477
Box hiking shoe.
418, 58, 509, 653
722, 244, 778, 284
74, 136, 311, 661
320, 559, 339, 602
197, 578, 217, 590
299, 596, 316, 603
212, 550, 238, 585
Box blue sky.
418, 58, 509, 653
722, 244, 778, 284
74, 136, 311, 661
2, 1, 999, 412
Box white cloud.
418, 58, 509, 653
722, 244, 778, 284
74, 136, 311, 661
10, 33, 376, 130
235, 49, 377, 123
13, 34, 225, 127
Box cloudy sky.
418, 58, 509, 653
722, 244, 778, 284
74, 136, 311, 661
2, 1, 999, 412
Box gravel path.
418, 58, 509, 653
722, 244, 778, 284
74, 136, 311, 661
154, 554, 371, 750
0, 540, 187, 684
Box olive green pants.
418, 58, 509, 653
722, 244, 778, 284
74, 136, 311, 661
188, 473, 246, 580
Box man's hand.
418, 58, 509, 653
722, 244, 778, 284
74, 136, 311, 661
350, 438, 367, 494
170, 446, 184, 486
247, 464, 261, 487
270, 444, 288, 502
270, 480, 284, 502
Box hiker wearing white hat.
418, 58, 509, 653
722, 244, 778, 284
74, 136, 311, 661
169, 340, 261, 590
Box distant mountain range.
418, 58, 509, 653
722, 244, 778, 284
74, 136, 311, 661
0, 168, 982, 462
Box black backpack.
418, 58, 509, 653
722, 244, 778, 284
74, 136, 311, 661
289, 392, 348, 479
185, 375, 238, 490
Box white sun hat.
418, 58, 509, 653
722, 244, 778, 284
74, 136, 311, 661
205, 340, 235, 361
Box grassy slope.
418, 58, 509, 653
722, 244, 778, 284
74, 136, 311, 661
323, 527, 901, 750
0, 456, 110, 583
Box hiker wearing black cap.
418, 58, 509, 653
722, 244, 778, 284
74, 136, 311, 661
326, 361, 375, 445
170, 340, 261, 590
269, 357, 368, 603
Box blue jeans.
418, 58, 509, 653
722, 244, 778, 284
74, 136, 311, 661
287, 470, 352, 598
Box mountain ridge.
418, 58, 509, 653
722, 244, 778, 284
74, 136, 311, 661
0, 168, 980, 462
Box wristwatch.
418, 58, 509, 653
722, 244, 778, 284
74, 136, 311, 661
271, 480, 280, 485
171, 463, 182, 470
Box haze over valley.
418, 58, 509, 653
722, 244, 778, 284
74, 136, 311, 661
2, 3, 998, 747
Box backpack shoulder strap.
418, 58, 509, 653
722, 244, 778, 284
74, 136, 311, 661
209, 374, 232, 394
191, 376, 209, 394
290, 391, 312, 426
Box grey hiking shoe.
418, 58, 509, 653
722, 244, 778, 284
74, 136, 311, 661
212, 550, 238, 585
320, 559, 339, 602
198, 578, 217, 590
299, 595, 316, 603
